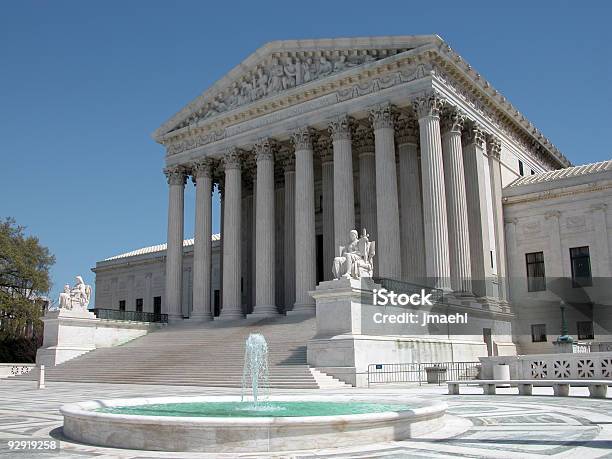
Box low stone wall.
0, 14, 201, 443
480, 352, 612, 380
36, 309, 161, 367
0, 363, 36, 379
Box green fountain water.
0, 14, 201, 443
98, 401, 412, 417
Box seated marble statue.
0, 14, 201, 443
332, 229, 376, 279
57, 276, 92, 310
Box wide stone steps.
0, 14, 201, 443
17, 314, 341, 388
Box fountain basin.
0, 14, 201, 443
61, 395, 447, 453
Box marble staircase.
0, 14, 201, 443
17, 315, 346, 389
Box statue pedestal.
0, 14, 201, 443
307, 278, 413, 387
36, 308, 99, 367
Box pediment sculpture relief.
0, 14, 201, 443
178, 49, 404, 130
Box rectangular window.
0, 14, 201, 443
135, 298, 143, 313
577, 321, 594, 340
531, 324, 547, 342
570, 246, 592, 287
525, 251, 546, 292
519, 160, 524, 176
119, 300, 126, 311
153, 296, 161, 316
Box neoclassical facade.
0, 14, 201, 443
153, 35, 568, 322
95, 36, 572, 332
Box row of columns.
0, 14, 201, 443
163, 93, 507, 321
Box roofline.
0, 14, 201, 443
503, 160, 612, 199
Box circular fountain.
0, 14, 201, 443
60, 334, 447, 453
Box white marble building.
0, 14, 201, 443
504, 160, 612, 353
91, 35, 611, 357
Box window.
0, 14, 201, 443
531, 324, 547, 342
153, 296, 161, 316
518, 160, 524, 176
531, 169, 535, 175
136, 298, 143, 313
119, 300, 126, 311
570, 246, 592, 287
577, 321, 594, 340
525, 251, 546, 292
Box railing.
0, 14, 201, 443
367, 361, 481, 386
92, 308, 168, 324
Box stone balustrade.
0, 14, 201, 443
479, 352, 612, 380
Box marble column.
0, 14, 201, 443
354, 126, 377, 244
462, 125, 492, 297
164, 166, 187, 321
329, 116, 355, 250
191, 159, 214, 321
395, 116, 425, 283
282, 152, 296, 310
218, 179, 224, 314
414, 94, 451, 290
369, 104, 401, 279
291, 127, 316, 314
318, 136, 335, 279
251, 139, 277, 316
487, 136, 508, 301
441, 110, 472, 293
219, 149, 243, 320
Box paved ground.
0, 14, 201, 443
1, 379, 612, 458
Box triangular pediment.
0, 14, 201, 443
153, 35, 441, 141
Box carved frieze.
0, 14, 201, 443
174, 49, 399, 131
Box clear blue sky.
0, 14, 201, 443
1, 1, 610, 304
